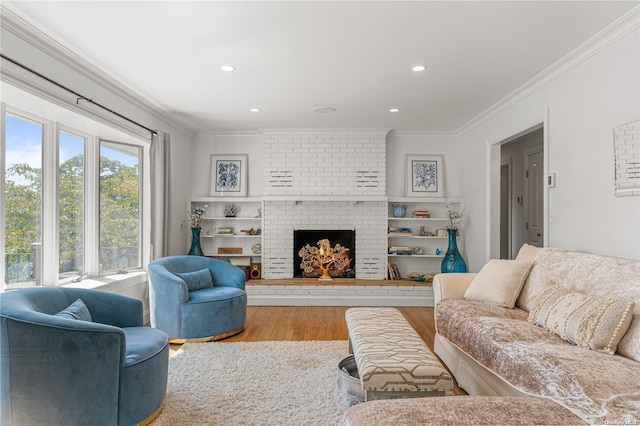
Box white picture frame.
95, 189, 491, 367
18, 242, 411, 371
406, 154, 444, 197
209, 154, 248, 197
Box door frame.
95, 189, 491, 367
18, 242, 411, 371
500, 158, 513, 258
486, 109, 550, 259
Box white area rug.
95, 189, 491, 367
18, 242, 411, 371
152, 340, 356, 425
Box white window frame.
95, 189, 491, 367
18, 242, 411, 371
1, 96, 150, 290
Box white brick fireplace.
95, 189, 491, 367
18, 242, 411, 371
260, 130, 389, 280
245, 129, 435, 306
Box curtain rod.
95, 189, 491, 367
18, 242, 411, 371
0, 54, 157, 136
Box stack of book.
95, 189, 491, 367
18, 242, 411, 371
413, 209, 430, 218
387, 262, 402, 280
388, 227, 412, 236
389, 245, 412, 255
216, 227, 234, 235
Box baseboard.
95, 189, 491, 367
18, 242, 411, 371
247, 295, 434, 307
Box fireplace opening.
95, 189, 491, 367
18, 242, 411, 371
294, 230, 356, 278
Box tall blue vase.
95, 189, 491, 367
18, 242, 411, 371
441, 229, 467, 273
188, 227, 204, 256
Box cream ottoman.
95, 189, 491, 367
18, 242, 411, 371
345, 307, 453, 401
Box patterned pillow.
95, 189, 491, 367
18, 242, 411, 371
528, 284, 635, 354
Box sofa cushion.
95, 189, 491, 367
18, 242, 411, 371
55, 298, 92, 322
529, 284, 635, 354
464, 259, 532, 308
174, 268, 213, 292
436, 298, 640, 424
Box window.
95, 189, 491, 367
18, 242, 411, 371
59, 131, 86, 279
3, 113, 43, 286
99, 141, 141, 271
2, 99, 148, 290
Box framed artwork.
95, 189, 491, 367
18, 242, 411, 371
406, 154, 444, 197
209, 154, 248, 197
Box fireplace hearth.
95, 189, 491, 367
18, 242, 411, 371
293, 230, 356, 278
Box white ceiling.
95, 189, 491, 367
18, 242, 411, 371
5, 1, 638, 134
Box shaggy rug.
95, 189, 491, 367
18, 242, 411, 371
152, 340, 356, 425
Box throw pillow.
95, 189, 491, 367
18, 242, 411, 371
528, 284, 635, 354
174, 268, 214, 292
464, 259, 533, 308
515, 243, 540, 262
55, 298, 93, 322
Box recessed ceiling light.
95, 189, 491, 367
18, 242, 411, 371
249, 108, 261, 112
412, 65, 427, 72
389, 108, 400, 113
220, 65, 235, 72
313, 106, 336, 114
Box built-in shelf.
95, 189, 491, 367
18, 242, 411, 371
386, 198, 465, 280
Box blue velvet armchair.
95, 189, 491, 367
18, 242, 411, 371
0, 287, 169, 426
148, 256, 247, 343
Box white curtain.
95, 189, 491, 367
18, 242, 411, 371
150, 131, 171, 259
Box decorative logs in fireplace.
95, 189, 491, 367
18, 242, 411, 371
294, 230, 355, 279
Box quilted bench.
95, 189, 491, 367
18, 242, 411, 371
345, 307, 453, 401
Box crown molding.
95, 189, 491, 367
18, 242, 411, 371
0, 5, 194, 138
456, 5, 640, 136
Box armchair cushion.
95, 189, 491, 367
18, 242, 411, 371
175, 268, 213, 292
55, 298, 92, 321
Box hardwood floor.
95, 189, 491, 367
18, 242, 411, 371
169, 306, 467, 395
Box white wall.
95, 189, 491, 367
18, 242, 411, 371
459, 23, 640, 270
386, 132, 461, 199
192, 133, 264, 198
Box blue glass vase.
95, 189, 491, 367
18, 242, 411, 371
188, 227, 204, 256
441, 229, 467, 273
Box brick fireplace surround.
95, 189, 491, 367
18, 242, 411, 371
244, 130, 434, 306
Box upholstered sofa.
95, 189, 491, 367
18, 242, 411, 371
343, 245, 640, 425
0, 287, 169, 426
148, 255, 247, 342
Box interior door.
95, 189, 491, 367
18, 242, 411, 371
524, 147, 543, 247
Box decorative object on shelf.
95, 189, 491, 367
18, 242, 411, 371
182, 205, 208, 256
182, 204, 208, 229
392, 203, 407, 218
251, 243, 262, 254
435, 248, 442, 255
241, 228, 260, 235
224, 204, 237, 217
444, 194, 466, 230
299, 239, 350, 281
436, 229, 448, 237
412, 246, 424, 255
218, 247, 242, 254
389, 227, 412, 236
389, 245, 412, 255
419, 226, 426, 236
216, 226, 234, 235
413, 209, 430, 218
209, 154, 248, 197
441, 229, 467, 273
406, 272, 434, 282
250, 208, 262, 218
188, 227, 204, 256
250, 263, 262, 279
406, 154, 444, 197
